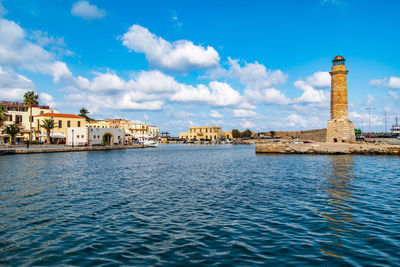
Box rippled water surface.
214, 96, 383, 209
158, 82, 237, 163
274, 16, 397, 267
1, 144, 400, 266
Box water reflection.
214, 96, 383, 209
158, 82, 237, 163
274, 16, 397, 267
318, 155, 356, 259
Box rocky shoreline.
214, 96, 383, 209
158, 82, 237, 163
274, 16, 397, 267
255, 141, 400, 155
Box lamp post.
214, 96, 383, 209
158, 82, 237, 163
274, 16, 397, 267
72, 129, 74, 148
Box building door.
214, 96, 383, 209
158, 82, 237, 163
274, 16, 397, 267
102, 133, 113, 146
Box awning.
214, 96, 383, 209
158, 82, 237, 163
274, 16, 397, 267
50, 132, 66, 138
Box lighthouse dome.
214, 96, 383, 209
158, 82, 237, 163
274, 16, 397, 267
332, 55, 345, 66
332, 55, 345, 61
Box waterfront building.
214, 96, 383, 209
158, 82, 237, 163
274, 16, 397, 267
326, 56, 356, 143
86, 120, 111, 128
147, 125, 160, 138
34, 113, 86, 142
179, 126, 232, 141
67, 127, 124, 146
0, 101, 58, 143
85, 118, 160, 139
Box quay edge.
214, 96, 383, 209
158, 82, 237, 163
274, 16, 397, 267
0, 144, 147, 155
255, 142, 400, 155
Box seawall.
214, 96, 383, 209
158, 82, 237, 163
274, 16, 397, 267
0, 144, 146, 155
256, 141, 400, 155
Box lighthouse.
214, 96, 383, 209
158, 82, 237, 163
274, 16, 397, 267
326, 56, 356, 143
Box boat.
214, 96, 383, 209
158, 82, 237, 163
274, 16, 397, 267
391, 116, 400, 135
139, 137, 159, 147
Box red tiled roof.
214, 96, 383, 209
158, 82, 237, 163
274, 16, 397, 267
34, 113, 84, 119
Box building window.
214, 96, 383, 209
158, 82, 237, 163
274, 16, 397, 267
15, 115, 22, 123
78, 121, 81, 127
67, 121, 71, 127
58, 120, 62, 128
40, 111, 44, 114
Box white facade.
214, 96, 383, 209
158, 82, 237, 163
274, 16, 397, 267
66, 127, 87, 146
67, 127, 125, 146
148, 126, 160, 138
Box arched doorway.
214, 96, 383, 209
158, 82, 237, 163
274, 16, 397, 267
102, 133, 113, 146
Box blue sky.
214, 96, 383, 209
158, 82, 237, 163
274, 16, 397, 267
0, 0, 399, 135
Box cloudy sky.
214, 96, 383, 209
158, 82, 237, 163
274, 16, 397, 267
0, 0, 399, 134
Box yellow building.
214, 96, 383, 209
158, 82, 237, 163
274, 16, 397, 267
86, 120, 111, 128
34, 113, 86, 141
0, 100, 58, 142
179, 126, 232, 141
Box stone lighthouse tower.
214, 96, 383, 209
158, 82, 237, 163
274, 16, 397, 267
326, 55, 356, 143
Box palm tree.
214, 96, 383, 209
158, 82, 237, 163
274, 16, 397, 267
23, 91, 39, 144
40, 119, 55, 144
2, 123, 20, 145
0, 104, 7, 127
79, 108, 93, 122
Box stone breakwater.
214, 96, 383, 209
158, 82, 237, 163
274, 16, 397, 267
255, 141, 400, 155
0, 144, 146, 155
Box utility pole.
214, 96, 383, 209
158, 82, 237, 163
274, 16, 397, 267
365, 108, 376, 133
361, 119, 364, 132
383, 113, 389, 133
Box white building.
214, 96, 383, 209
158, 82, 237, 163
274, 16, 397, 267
67, 127, 124, 146
148, 125, 160, 138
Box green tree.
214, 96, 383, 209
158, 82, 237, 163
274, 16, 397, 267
79, 108, 94, 122
0, 104, 7, 126
2, 123, 20, 144
242, 129, 253, 138
23, 91, 39, 143
232, 129, 240, 138
40, 119, 55, 144
270, 130, 276, 138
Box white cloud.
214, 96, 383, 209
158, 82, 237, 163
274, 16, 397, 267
349, 111, 383, 127
39, 92, 56, 107
0, 66, 33, 100
370, 76, 400, 89
304, 71, 330, 88
389, 77, 400, 89
71, 1, 106, 20
240, 120, 255, 129
121, 25, 220, 72
30, 30, 74, 57
245, 87, 291, 105
0, 18, 73, 82
170, 81, 241, 107
232, 109, 258, 118
66, 69, 244, 112
164, 106, 195, 118
226, 58, 287, 88
285, 114, 321, 128
207, 58, 289, 106
171, 10, 183, 28
389, 90, 398, 99
363, 94, 375, 106
369, 78, 387, 87
293, 72, 330, 105
210, 110, 223, 119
